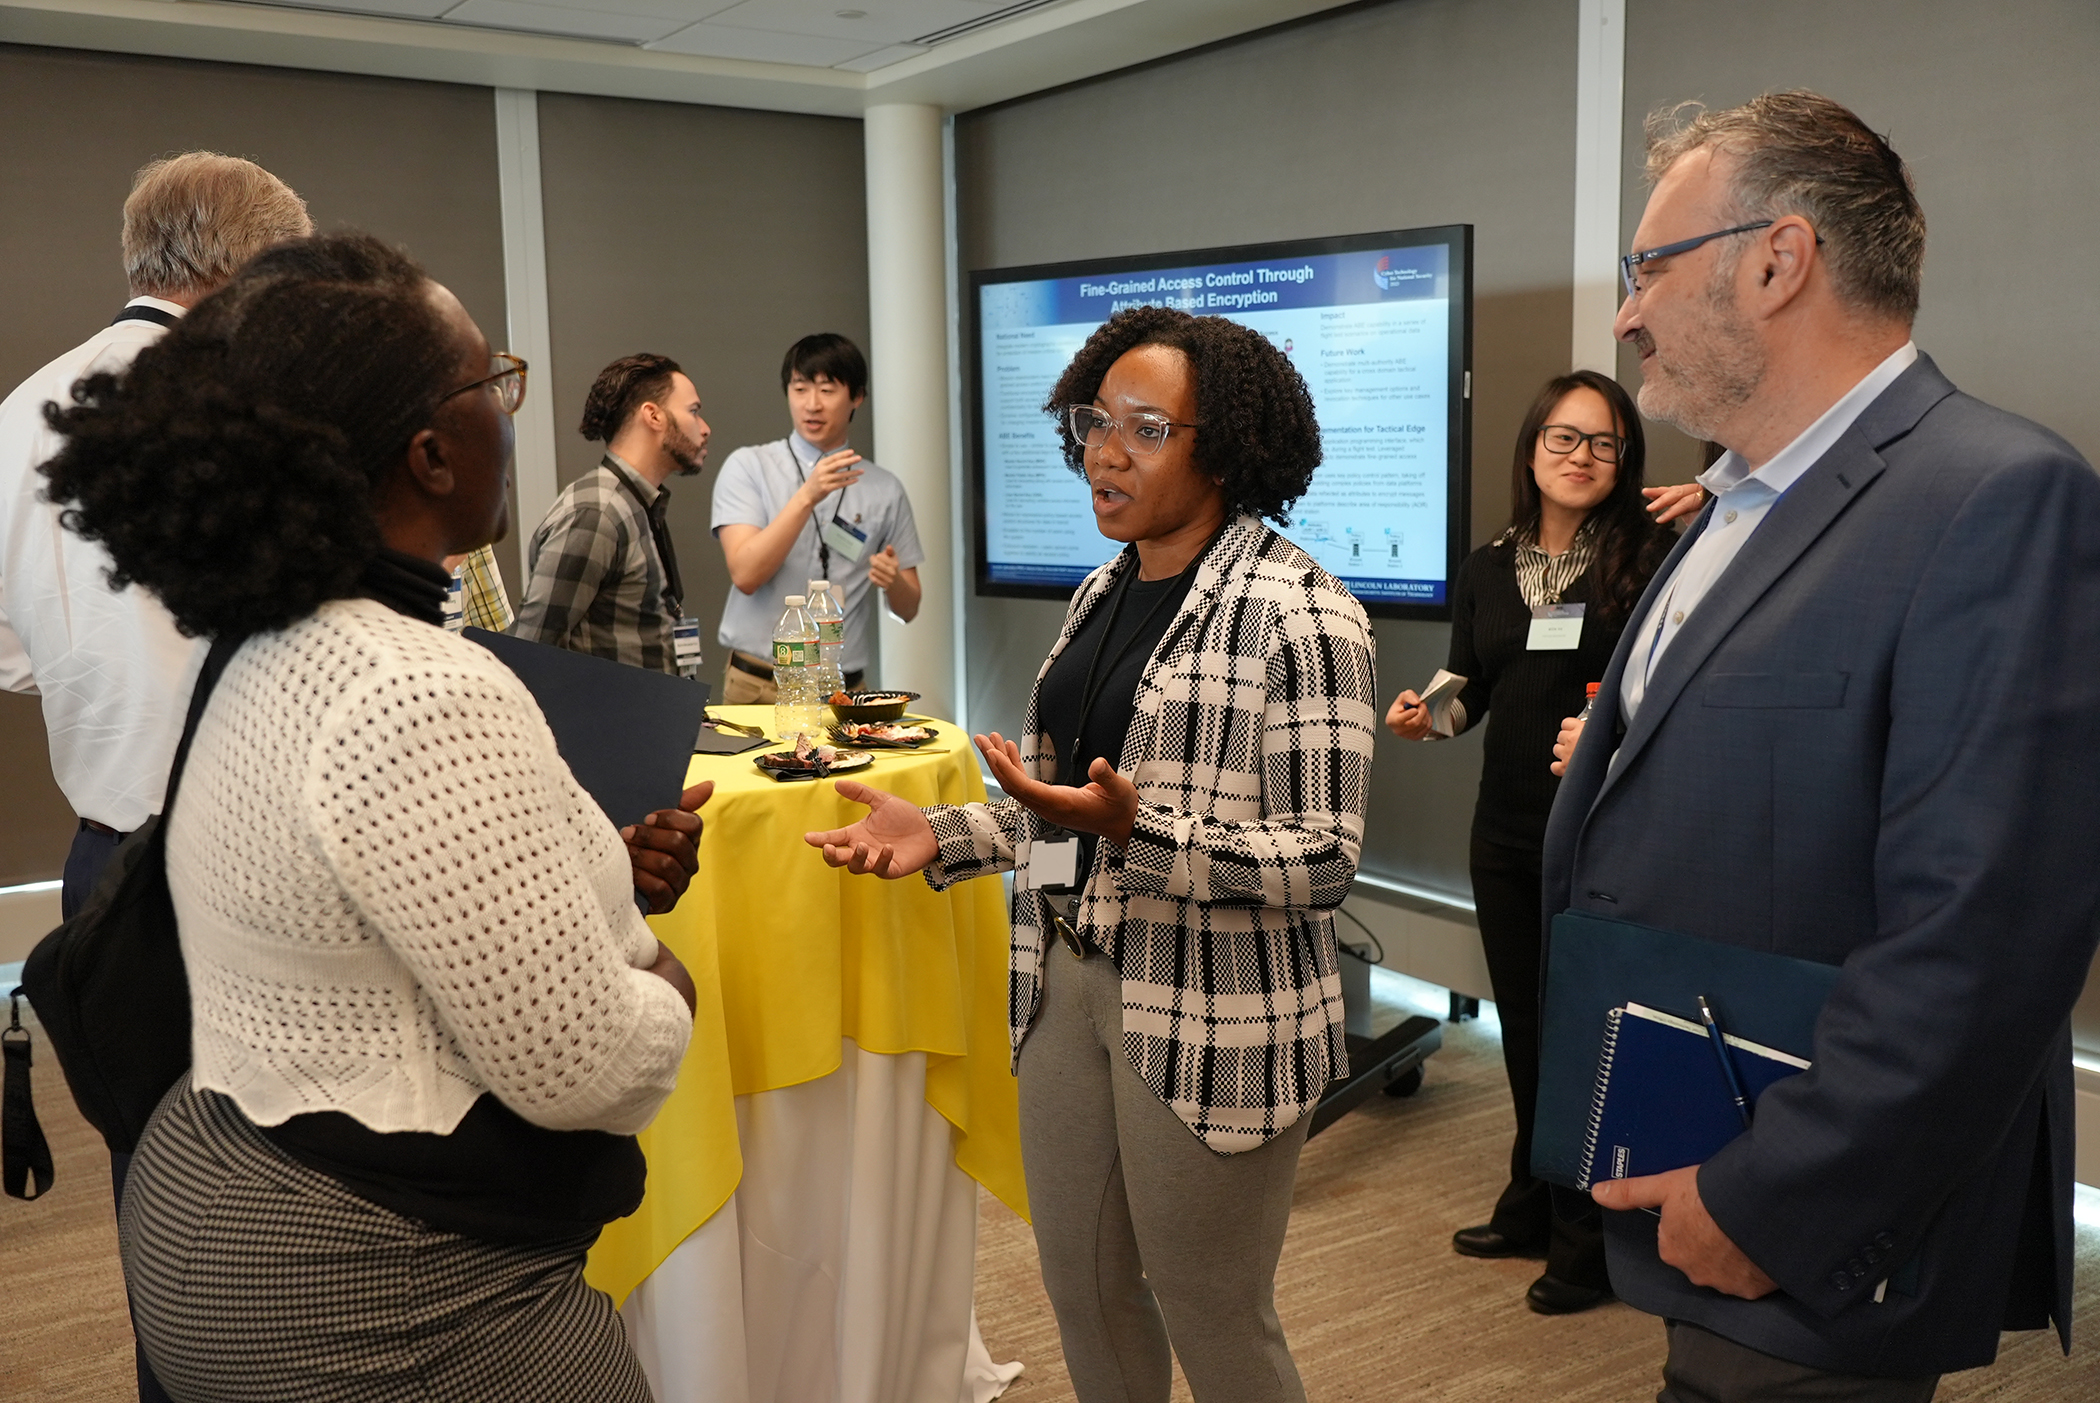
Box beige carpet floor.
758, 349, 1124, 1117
3, 1007, 2094, 1401
973, 1014, 2100, 1403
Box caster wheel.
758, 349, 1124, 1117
1383, 1065, 1424, 1098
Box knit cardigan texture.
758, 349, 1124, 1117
166, 597, 691, 1139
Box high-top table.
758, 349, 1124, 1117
584, 707, 1026, 1403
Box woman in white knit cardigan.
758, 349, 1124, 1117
39, 234, 704, 1402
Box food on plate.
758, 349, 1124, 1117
835, 721, 933, 745
755, 742, 872, 776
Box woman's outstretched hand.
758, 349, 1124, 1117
804, 779, 939, 879
976, 732, 1139, 846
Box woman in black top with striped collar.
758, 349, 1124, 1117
1389, 370, 1682, 1315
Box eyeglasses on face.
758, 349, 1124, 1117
1065, 404, 1198, 458
1619, 221, 1774, 299
439, 352, 528, 417
1538, 424, 1624, 464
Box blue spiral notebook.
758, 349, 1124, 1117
1575, 1002, 1810, 1191
1533, 911, 1842, 1189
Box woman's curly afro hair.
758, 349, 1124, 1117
39, 233, 461, 639
1042, 304, 1321, 522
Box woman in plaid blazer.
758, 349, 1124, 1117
809, 307, 1376, 1403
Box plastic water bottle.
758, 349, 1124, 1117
1576, 681, 1602, 722
772, 595, 821, 745
806, 579, 847, 702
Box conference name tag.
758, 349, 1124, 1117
673, 616, 703, 669
1526, 602, 1585, 651
1024, 838, 1078, 891
820, 512, 868, 563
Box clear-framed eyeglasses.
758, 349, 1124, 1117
1066, 404, 1198, 457
438, 352, 529, 417
1538, 423, 1625, 464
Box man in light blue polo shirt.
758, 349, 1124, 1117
712, 332, 924, 702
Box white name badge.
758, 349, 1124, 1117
673, 616, 703, 668
1526, 602, 1585, 651
1024, 838, 1078, 891
820, 513, 868, 563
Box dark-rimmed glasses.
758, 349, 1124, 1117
439, 352, 528, 416
1538, 423, 1624, 464
1066, 404, 1198, 457
1619, 222, 1773, 299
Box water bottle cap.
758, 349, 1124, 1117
1585, 682, 1601, 696
785, 595, 806, 606
809, 580, 830, 592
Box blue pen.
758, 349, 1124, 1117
1697, 995, 1754, 1129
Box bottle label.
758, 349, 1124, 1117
819, 620, 845, 646
774, 640, 810, 668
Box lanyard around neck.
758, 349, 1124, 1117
790, 439, 849, 581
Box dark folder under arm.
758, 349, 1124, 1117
464, 628, 706, 829
1531, 910, 1843, 1189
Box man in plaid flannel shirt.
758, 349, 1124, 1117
512, 353, 708, 673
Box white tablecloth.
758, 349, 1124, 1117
622, 1039, 1024, 1403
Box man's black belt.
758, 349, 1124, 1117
730, 652, 863, 690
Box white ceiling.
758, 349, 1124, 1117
219, 0, 1063, 71
0, 0, 1362, 116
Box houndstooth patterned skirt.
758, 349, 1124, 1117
117, 1076, 653, 1403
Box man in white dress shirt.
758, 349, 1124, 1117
0, 153, 310, 923
0, 156, 306, 1403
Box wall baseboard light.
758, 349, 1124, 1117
0, 880, 62, 965
1351, 870, 1476, 915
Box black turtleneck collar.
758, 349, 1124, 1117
358, 548, 451, 626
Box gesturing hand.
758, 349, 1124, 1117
803, 779, 939, 878
867, 543, 903, 590
975, 732, 1139, 845
1644, 481, 1707, 524
800, 448, 865, 508
1590, 1166, 1777, 1299
624, 781, 715, 915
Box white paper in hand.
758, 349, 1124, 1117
1419, 669, 1467, 738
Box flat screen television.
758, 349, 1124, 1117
968, 225, 1471, 619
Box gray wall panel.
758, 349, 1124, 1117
955, 0, 1582, 901
534, 93, 871, 686
0, 43, 506, 885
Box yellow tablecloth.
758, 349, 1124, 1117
585, 707, 1027, 1307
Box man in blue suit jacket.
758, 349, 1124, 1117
1546, 92, 2100, 1401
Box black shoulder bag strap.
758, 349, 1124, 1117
2, 988, 53, 1199
13, 630, 249, 1167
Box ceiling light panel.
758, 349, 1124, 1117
645, 23, 886, 63
439, 0, 709, 42
696, 0, 1040, 46
237, 0, 461, 20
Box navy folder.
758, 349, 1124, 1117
1575, 1002, 1810, 1190
1532, 911, 1843, 1189
463, 628, 706, 828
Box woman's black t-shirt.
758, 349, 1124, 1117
1035, 565, 1196, 882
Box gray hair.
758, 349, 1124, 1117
1645, 91, 1925, 323
122, 152, 313, 299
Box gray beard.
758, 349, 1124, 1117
1635, 266, 1766, 442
